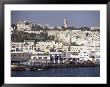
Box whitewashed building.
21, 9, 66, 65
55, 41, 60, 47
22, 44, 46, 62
17, 21, 32, 31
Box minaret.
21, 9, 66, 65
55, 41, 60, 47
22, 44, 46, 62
64, 19, 68, 28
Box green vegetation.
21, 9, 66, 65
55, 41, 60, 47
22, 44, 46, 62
11, 30, 55, 42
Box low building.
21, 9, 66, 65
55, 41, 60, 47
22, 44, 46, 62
50, 52, 62, 63
11, 42, 24, 52
11, 52, 31, 63
79, 52, 90, 61
70, 46, 83, 53
23, 40, 35, 53
30, 54, 50, 63
62, 46, 69, 52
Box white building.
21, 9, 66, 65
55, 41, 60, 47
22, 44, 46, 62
70, 46, 83, 53
54, 42, 63, 50
64, 19, 68, 28
30, 54, 50, 63
17, 21, 32, 31
23, 40, 35, 53
90, 27, 100, 30
11, 40, 35, 53
79, 51, 91, 61
11, 42, 24, 52
35, 41, 55, 52
62, 46, 69, 52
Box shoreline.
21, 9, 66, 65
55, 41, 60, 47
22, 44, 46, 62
11, 63, 100, 71
47, 64, 100, 68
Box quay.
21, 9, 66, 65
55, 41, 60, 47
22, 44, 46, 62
11, 63, 100, 71
48, 63, 100, 68
11, 64, 26, 71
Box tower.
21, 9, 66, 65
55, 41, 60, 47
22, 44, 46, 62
64, 19, 68, 28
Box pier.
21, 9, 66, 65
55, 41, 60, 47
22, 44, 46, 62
11, 63, 100, 71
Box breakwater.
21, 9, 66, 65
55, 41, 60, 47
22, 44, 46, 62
48, 64, 100, 68
11, 66, 100, 77
11, 63, 100, 71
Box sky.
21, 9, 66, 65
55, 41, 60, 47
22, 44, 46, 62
11, 11, 100, 28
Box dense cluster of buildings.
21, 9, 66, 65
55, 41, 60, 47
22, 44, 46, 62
11, 19, 100, 65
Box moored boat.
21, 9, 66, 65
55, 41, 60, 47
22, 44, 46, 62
11, 64, 26, 71
27, 63, 49, 71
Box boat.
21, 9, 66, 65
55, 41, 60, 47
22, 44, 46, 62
11, 64, 26, 71
27, 63, 49, 71
38, 68, 45, 71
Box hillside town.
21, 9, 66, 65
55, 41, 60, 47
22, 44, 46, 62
11, 19, 100, 70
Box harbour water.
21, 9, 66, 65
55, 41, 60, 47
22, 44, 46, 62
11, 66, 100, 77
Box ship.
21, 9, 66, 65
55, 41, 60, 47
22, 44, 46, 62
11, 64, 26, 71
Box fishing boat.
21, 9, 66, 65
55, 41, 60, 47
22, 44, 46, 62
11, 64, 26, 71
38, 69, 44, 71
27, 63, 49, 71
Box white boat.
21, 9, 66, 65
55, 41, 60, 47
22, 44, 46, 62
38, 69, 44, 71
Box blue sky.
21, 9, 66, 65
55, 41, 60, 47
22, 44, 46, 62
11, 11, 100, 28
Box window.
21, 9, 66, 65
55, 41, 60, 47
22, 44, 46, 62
44, 57, 47, 59
12, 46, 15, 48
16, 48, 19, 51
39, 57, 42, 59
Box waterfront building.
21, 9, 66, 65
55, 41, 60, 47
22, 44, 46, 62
11, 52, 31, 64
30, 54, 50, 63
50, 52, 62, 63
79, 51, 91, 61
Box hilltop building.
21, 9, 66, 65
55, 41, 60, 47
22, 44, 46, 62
64, 19, 68, 28
17, 21, 32, 31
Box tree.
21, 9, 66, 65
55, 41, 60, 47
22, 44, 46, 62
11, 24, 17, 29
